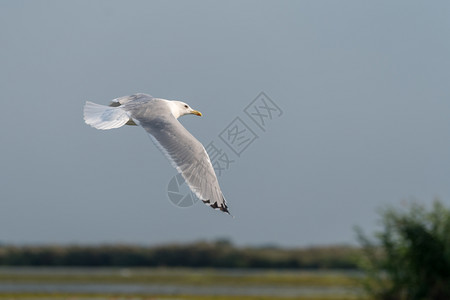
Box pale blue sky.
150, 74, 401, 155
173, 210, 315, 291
0, 0, 449, 246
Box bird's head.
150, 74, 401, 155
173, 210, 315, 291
170, 101, 202, 119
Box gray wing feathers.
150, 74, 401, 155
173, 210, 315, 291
142, 119, 229, 214
111, 93, 153, 106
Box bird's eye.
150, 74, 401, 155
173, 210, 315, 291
184, 105, 188, 108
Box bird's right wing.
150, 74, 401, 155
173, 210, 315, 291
141, 117, 230, 214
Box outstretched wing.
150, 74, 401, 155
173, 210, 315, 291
110, 93, 154, 106
140, 117, 230, 214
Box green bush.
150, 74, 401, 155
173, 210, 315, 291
356, 200, 450, 300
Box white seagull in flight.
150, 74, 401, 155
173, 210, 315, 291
84, 93, 230, 215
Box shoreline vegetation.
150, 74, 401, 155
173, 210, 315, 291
0, 242, 364, 299
0, 241, 360, 269
1, 201, 447, 300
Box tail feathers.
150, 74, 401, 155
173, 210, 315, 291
84, 101, 130, 130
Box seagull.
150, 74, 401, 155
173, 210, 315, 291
83, 93, 230, 215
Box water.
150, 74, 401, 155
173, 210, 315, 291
0, 267, 362, 297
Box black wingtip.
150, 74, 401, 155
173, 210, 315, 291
109, 101, 121, 107
202, 199, 232, 216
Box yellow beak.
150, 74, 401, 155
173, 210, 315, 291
191, 110, 202, 116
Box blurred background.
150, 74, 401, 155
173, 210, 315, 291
0, 1, 449, 299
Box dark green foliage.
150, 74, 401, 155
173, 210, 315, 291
356, 200, 450, 300
0, 240, 360, 269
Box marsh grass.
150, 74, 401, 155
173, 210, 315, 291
0, 268, 359, 287
0, 293, 362, 300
